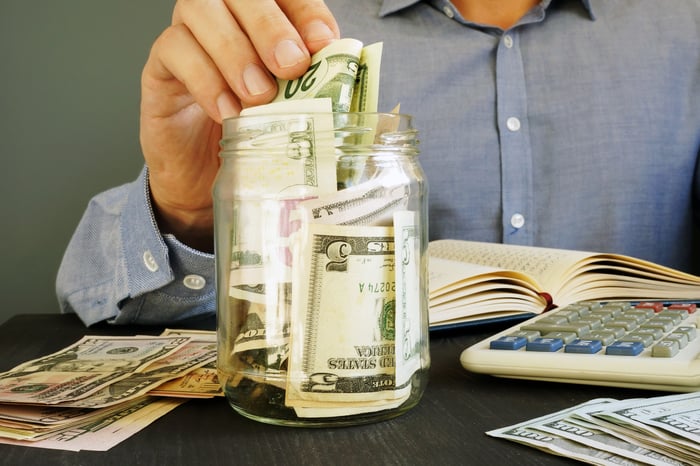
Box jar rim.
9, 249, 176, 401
220, 112, 418, 154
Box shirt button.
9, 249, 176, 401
506, 117, 521, 132
442, 5, 455, 18
183, 274, 206, 290
510, 213, 525, 229
503, 34, 514, 48
143, 251, 159, 272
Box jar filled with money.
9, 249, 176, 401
213, 111, 430, 426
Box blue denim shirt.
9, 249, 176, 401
57, 0, 700, 326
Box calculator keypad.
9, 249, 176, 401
489, 301, 698, 358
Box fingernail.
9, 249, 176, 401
216, 92, 240, 121
274, 39, 308, 69
242, 63, 275, 96
303, 20, 335, 44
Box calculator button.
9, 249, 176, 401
625, 310, 653, 323
656, 310, 684, 325
521, 322, 591, 337
606, 341, 644, 356
589, 311, 614, 323
490, 336, 528, 350
526, 338, 564, 352
599, 326, 626, 338
619, 333, 654, 348
587, 331, 617, 346
575, 317, 604, 330
605, 319, 639, 332
565, 339, 602, 354
551, 309, 580, 322
675, 326, 697, 340
509, 330, 541, 342
599, 304, 625, 317
543, 331, 578, 344
578, 301, 602, 311
668, 303, 696, 313
660, 309, 689, 320
664, 333, 689, 349
651, 340, 679, 358
537, 315, 570, 325
635, 301, 665, 312
640, 319, 674, 332
564, 304, 592, 317
632, 327, 663, 340
601, 302, 632, 315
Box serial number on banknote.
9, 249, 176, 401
358, 281, 396, 293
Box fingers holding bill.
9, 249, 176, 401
276, 0, 340, 52
172, 0, 281, 108
220, 0, 340, 71
169, 0, 340, 106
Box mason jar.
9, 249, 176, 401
213, 112, 429, 426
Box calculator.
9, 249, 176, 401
460, 301, 700, 392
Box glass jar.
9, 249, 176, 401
213, 112, 429, 426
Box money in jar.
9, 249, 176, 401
213, 110, 430, 426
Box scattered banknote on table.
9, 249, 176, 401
0, 330, 218, 451
0, 396, 185, 452
487, 392, 700, 465
222, 37, 422, 418
150, 329, 223, 398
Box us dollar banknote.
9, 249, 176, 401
294, 178, 409, 226
55, 338, 217, 408
350, 41, 382, 113
487, 399, 654, 466
0, 336, 191, 405
0, 396, 185, 451
534, 413, 688, 465
272, 38, 363, 112
152, 329, 222, 398
489, 393, 700, 465
234, 98, 337, 197
285, 223, 411, 411
591, 392, 700, 460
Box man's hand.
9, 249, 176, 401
139, 0, 339, 251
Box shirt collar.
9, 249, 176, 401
378, 0, 596, 20
379, 0, 422, 17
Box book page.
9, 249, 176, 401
554, 259, 700, 305
429, 240, 593, 294
429, 257, 542, 297
428, 257, 549, 324
429, 240, 700, 311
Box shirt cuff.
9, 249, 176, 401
112, 167, 215, 324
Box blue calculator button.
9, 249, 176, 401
605, 341, 644, 356
526, 338, 564, 352
489, 336, 528, 350
564, 339, 602, 354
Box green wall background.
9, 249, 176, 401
0, 1, 174, 324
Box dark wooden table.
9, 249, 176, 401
0, 313, 665, 465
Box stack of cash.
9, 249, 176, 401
488, 392, 700, 465
0, 329, 219, 451
218, 38, 425, 419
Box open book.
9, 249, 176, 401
428, 240, 700, 329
